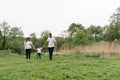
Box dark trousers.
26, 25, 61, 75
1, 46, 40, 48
36, 53, 41, 60
48, 47, 54, 60
25, 49, 31, 59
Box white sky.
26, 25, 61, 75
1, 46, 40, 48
0, 0, 120, 37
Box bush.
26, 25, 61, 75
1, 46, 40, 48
84, 52, 103, 58
0, 50, 13, 54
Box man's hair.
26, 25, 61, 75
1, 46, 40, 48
49, 33, 52, 35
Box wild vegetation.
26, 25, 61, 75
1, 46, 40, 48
0, 7, 120, 54
1, 51, 120, 80
0, 6, 120, 80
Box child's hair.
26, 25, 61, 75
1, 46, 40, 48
38, 45, 41, 47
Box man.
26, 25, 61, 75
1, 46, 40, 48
44, 33, 57, 60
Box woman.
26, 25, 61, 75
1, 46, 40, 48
24, 37, 35, 59
44, 33, 57, 60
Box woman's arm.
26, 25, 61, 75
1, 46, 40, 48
31, 43, 35, 50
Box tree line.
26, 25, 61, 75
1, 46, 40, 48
0, 7, 120, 54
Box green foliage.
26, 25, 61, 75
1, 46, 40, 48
68, 23, 85, 38
74, 30, 91, 45
56, 37, 66, 50
9, 27, 23, 38
7, 27, 24, 54
87, 25, 104, 42
67, 23, 92, 46
104, 25, 116, 42
29, 33, 38, 47
109, 7, 120, 40
40, 30, 49, 44
0, 21, 11, 49
7, 37, 24, 54
0, 30, 2, 49
0, 50, 12, 54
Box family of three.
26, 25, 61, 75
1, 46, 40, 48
24, 33, 57, 60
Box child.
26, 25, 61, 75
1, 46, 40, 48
36, 46, 43, 60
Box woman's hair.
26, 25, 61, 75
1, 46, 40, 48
26, 37, 31, 42
49, 33, 52, 35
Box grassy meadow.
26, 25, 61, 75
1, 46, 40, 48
0, 51, 120, 80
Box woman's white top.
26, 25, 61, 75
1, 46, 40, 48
47, 37, 56, 47
24, 41, 33, 49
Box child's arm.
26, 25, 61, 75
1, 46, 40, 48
34, 48, 37, 51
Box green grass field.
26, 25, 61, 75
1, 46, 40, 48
0, 52, 120, 80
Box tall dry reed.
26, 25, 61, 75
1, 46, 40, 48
79, 42, 120, 54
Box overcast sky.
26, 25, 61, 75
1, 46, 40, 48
0, 0, 120, 37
